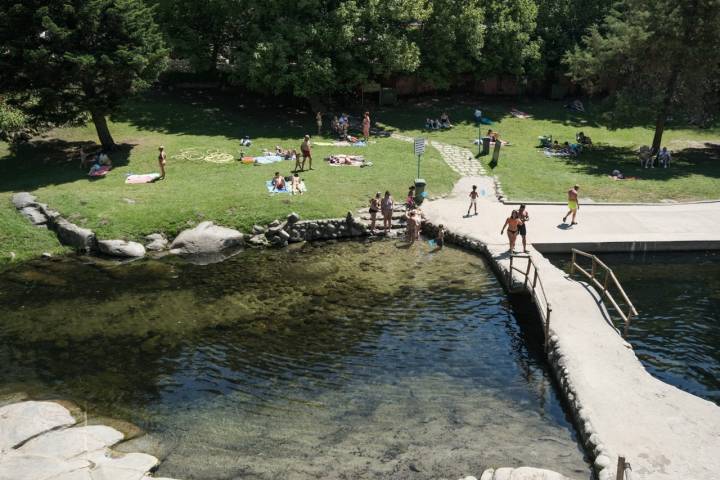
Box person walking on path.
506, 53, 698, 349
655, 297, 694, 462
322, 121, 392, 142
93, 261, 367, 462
501, 210, 523, 253
518, 204, 529, 253
381, 191, 394, 235
362, 112, 371, 142
563, 185, 580, 225
300, 135, 313, 171
466, 185, 479, 217
158, 146, 167, 180
316, 112, 322, 136
369, 192, 381, 234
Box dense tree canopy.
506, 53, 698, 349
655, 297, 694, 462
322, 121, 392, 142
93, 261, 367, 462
0, 0, 168, 148
565, 0, 720, 150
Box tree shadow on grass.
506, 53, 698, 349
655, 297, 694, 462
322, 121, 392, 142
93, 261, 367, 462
0, 139, 134, 193
555, 143, 720, 180
110, 90, 312, 142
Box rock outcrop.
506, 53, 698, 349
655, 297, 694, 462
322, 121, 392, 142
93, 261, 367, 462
169, 221, 244, 255
97, 239, 147, 258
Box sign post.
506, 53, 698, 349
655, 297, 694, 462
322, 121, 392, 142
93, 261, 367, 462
414, 138, 425, 178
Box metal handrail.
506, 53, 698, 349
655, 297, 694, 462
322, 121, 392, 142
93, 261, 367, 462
616, 456, 634, 480
570, 249, 638, 335
507, 254, 553, 352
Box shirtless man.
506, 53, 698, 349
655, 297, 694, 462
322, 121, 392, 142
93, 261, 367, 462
466, 185, 479, 217
158, 146, 167, 180
517, 204, 529, 253
300, 135, 312, 170
563, 185, 580, 225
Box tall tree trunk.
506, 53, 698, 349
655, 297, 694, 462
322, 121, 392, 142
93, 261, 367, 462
652, 67, 680, 152
90, 109, 115, 150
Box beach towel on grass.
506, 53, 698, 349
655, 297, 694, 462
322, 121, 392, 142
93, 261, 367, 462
125, 173, 160, 184
266, 180, 307, 194
254, 155, 284, 165
89, 165, 111, 177
510, 109, 532, 119
315, 141, 367, 147
543, 148, 572, 158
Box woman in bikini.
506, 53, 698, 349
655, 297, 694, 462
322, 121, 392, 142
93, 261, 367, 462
158, 146, 167, 179
500, 210, 523, 253
362, 112, 371, 142
381, 191, 394, 235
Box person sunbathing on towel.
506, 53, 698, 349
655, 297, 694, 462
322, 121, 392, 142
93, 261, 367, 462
272, 172, 286, 190
291, 173, 302, 194
440, 112, 452, 128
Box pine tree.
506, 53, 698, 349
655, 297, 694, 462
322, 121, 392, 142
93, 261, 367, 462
0, 0, 169, 149
565, 0, 720, 151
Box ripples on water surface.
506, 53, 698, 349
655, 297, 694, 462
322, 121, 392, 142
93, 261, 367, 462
550, 250, 720, 404
0, 241, 589, 479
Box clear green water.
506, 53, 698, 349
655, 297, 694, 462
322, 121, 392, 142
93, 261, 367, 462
0, 241, 590, 479
549, 250, 720, 404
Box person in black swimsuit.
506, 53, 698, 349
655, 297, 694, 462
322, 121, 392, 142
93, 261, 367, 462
500, 210, 523, 253
517, 204, 529, 253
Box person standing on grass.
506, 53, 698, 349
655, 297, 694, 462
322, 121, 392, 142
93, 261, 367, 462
563, 185, 580, 225
362, 112, 371, 142
158, 146, 167, 180
436, 224, 445, 250
316, 112, 322, 136
381, 190, 394, 234
300, 134, 313, 170
466, 185, 479, 216
501, 210, 522, 253
369, 192, 381, 234
517, 204, 529, 253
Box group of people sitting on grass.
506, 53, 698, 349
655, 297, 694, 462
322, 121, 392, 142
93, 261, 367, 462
638, 146, 672, 168
271, 171, 306, 194
425, 112, 453, 130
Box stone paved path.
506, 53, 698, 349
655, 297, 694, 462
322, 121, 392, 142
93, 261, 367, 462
391, 133, 486, 176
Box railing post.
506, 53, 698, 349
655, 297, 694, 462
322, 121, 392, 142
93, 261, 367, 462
532, 269, 538, 290
625, 311, 633, 337
591, 256, 597, 280
570, 250, 576, 274
544, 305, 551, 353
603, 269, 610, 296
616, 456, 626, 480
523, 259, 532, 289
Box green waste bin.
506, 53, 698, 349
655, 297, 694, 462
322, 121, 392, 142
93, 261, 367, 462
414, 178, 426, 205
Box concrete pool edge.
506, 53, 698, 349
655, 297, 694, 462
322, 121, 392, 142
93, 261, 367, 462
424, 225, 720, 480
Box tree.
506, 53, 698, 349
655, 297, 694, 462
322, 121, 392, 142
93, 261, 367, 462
565, 0, 720, 151
0, 0, 168, 149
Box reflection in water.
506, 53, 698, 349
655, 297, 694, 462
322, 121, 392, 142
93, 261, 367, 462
0, 241, 590, 479
549, 250, 720, 404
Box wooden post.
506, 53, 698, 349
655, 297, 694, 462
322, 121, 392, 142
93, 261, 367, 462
591, 256, 597, 280
508, 256, 514, 290
625, 311, 633, 337
532, 269, 538, 290
616, 456, 626, 480
570, 250, 576, 274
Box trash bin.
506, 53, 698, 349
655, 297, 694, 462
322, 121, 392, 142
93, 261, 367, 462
492, 141, 502, 163
414, 178, 426, 205
481, 136, 491, 155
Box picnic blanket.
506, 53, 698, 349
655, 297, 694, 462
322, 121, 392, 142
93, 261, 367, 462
510, 108, 532, 119
254, 155, 284, 165
543, 148, 572, 157
88, 165, 111, 177
125, 173, 160, 184
314, 141, 367, 147
265, 180, 307, 194
325, 154, 371, 167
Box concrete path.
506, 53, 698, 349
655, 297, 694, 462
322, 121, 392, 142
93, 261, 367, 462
420, 141, 720, 480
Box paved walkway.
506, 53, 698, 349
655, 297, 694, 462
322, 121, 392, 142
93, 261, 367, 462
421, 141, 720, 480
391, 133, 486, 176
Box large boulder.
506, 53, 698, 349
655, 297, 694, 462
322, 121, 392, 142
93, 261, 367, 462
11, 192, 37, 209
53, 218, 96, 252
169, 221, 244, 255
0, 401, 76, 453
19, 206, 47, 226
480, 467, 573, 480
97, 239, 146, 258
144, 233, 169, 252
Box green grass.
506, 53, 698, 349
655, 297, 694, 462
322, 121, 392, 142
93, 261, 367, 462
0, 91, 458, 265
378, 96, 720, 202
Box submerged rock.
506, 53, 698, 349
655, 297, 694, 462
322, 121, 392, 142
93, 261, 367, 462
0, 401, 76, 452
97, 239, 146, 258
170, 221, 244, 255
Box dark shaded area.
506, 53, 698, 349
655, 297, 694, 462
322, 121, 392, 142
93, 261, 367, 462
0, 140, 134, 193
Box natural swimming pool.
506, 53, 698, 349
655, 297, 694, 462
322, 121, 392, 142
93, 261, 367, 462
549, 250, 720, 405
0, 240, 590, 479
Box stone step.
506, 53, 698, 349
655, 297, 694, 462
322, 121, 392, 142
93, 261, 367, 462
359, 213, 406, 221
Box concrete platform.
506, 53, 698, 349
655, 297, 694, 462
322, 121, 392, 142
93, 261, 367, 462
422, 176, 720, 480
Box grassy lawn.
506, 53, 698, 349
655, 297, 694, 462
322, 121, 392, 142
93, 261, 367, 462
0, 91, 458, 265
379, 96, 720, 202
